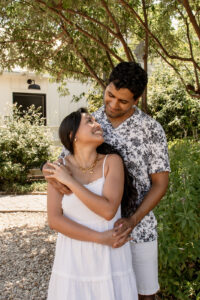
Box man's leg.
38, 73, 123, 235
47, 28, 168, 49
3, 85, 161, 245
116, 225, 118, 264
130, 240, 159, 298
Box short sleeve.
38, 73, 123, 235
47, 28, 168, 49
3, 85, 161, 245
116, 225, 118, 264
148, 122, 171, 174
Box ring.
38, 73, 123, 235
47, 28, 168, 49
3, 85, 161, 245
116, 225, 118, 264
57, 162, 61, 166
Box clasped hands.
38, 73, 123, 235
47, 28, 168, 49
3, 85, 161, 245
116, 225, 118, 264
43, 160, 72, 195
43, 161, 134, 248
45, 162, 73, 186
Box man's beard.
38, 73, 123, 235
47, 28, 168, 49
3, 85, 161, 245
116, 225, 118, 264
105, 106, 131, 119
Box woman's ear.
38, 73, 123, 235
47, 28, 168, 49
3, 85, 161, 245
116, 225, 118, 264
69, 132, 77, 142
69, 132, 73, 140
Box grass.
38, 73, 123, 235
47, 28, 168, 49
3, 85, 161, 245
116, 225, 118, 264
0, 180, 47, 194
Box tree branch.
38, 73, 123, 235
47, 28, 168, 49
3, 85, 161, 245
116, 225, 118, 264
184, 18, 200, 90
60, 24, 105, 89
178, 0, 200, 41
118, 0, 194, 63
141, 0, 149, 112
176, 5, 200, 92
65, 8, 117, 37
155, 48, 200, 99
100, 0, 134, 61
36, 0, 123, 63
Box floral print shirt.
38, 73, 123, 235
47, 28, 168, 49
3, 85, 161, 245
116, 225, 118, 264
60, 105, 170, 243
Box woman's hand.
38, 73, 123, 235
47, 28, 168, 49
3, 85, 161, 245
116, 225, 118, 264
45, 162, 73, 186
43, 161, 72, 195
100, 226, 133, 248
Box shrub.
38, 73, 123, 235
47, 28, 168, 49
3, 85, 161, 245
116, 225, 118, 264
148, 64, 200, 141
155, 139, 200, 299
0, 104, 52, 186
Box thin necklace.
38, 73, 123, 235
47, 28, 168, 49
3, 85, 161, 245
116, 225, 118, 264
75, 154, 98, 174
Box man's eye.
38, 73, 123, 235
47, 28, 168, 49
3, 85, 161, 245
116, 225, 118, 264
120, 101, 128, 104
109, 93, 114, 97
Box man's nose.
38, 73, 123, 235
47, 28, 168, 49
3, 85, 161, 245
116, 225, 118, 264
110, 99, 118, 109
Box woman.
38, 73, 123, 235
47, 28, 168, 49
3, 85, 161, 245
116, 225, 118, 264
46, 108, 138, 300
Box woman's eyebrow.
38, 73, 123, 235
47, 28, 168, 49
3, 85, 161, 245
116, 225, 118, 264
85, 114, 93, 121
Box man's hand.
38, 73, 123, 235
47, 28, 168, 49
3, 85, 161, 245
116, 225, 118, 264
100, 226, 133, 248
42, 160, 72, 195
114, 217, 135, 237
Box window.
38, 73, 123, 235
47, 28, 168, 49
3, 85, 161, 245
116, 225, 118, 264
13, 93, 46, 124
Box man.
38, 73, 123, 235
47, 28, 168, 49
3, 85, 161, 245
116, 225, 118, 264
44, 62, 170, 300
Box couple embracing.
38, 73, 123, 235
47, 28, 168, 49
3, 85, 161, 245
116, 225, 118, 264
43, 62, 170, 300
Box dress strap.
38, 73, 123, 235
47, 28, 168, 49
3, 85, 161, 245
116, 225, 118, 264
102, 155, 108, 178
62, 157, 66, 166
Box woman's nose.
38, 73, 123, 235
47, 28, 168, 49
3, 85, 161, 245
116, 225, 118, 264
94, 122, 101, 129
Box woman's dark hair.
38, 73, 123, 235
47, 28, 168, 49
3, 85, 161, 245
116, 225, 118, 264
108, 62, 148, 100
97, 143, 137, 217
59, 107, 88, 155
59, 108, 137, 217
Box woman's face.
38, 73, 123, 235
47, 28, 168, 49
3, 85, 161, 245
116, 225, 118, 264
75, 113, 104, 146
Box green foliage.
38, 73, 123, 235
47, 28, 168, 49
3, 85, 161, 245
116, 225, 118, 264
0, 104, 52, 186
148, 63, 200, 140
155, 139, 200, 299
86, 84, 103, 113
0, 0, 199, 101
1, 181, 47, 194
71, 84, 103, 113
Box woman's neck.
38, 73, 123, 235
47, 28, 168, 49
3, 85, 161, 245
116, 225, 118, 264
73, 147, 98, 169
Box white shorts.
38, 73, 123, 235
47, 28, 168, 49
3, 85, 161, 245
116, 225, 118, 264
130, 240, 160, 296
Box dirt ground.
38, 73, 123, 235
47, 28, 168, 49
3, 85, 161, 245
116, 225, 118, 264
0, 212, 57, 300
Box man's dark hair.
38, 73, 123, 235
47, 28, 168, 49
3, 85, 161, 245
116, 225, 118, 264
108, 62, 148, 100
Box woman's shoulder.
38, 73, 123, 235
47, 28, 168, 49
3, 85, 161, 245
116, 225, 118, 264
104, 153, 123, 169
107, 153, 122, 161
98, 153, 122, 163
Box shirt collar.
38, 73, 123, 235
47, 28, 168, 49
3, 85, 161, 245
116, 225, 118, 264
97, 104, 141, 127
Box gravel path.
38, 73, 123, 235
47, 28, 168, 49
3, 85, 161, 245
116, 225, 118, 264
0, 212, 57, 300
0, 195, 47, 212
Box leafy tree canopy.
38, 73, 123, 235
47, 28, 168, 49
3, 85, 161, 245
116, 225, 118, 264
0, 0, 199, 105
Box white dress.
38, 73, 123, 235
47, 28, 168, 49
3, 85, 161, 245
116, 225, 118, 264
47, 156, 138, 300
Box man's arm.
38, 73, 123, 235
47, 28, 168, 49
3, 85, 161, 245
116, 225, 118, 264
46, 155, 125, 221
47, 183, 132, 247
114, 171, 169, 234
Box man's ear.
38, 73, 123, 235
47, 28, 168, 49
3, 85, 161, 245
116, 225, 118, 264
133, 97, 140, 106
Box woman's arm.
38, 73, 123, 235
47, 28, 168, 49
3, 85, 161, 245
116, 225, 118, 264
47, 182, 131, 246
47, 154, 124, 220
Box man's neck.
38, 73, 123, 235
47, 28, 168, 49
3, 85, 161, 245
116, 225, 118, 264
107, 107, 135, 129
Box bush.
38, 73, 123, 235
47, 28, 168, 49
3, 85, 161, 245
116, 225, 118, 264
0, 104, 52, 186
148, 64, 200, 141
155, 139, 200, 299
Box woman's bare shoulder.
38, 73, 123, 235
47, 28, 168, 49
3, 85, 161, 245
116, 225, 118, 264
107, 153, 123, 164
103, 154, 123, 176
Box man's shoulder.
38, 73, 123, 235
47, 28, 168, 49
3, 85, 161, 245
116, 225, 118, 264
92, 106, 105, 118
139, 109, 164, 133
93, 106, 107, 126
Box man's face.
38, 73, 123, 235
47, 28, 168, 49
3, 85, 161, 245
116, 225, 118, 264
104, 83, 138, 119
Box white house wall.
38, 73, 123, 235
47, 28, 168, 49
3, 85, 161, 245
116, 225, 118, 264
0, 71, 89, 142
